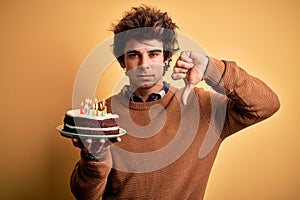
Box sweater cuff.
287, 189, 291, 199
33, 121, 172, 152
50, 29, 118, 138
80, 150, 112, 176
79, 159, 112, 178
81, 149, 110, 162
203, 57, 226, 87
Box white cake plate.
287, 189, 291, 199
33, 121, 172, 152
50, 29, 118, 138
56, 125, 126, 139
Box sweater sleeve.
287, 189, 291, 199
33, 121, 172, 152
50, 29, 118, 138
70, 151, 112, 200
203, 57, 280, 138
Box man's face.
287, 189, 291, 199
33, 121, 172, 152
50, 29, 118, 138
123, 39, 165, 91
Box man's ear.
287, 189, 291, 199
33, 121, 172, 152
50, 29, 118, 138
163, 62, 169, 76
120, 63, 126, 69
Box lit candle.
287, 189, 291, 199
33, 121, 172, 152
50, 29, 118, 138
103, 106, 107, 116
87, 106, 91, 116
89, 99, 93, 116
102, 99, 107, 116
84, 99, 89, 115
87, 98, 91, 115
95, 98, 99, 116
92, 103, 96, 116
80, 101, 84, 114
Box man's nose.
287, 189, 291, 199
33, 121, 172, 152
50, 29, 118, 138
139, 55, 150, 67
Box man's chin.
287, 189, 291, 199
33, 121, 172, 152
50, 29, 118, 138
138, 83, 155, 89
131, 81, 156, 90
130, 80, 163, 91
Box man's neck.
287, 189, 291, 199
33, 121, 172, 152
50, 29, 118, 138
129, 83, 164, 102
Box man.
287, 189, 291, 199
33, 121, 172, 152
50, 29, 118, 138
70, 6, 280, 199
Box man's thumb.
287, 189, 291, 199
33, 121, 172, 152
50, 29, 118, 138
182, 81, 195, 105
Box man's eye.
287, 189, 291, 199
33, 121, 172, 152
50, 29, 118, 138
149, 53, 159, 57
128, 54, 138, 58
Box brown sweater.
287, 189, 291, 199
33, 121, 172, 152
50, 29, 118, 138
70, 58, 280, 200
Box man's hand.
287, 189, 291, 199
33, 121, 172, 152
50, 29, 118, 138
172, 51, 208, 105
72, 137, 121, 161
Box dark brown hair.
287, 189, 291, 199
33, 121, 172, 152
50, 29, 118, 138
111, 5, 179, 65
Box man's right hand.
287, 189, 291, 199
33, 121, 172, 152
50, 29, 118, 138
71, 137, 121, 161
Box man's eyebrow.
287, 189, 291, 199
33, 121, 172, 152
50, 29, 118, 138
125, 49, 163, 54
125, 50, 139, 54
148, 49, 162, 53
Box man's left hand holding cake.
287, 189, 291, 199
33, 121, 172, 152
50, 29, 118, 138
61, 98, 121, 162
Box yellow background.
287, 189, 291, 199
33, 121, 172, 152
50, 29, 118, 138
0, 0, 299, 199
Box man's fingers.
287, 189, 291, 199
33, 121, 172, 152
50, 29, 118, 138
85, 137, 121, 153
94, 138, 106, 153
85, 138, 93, 151
175, 60, 194, 70
109, 137, 122, 143
171, 72, 186, 80
72, 135, 122, 153
172, 53, 194, 81
72, 138, 79, 147
179, 51, 193, 63
173, 66, 189, 74
72, 138, 84, 149
182, 82, 195, 105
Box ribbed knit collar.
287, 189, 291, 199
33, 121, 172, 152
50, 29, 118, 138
122, 81, 169, 102
116, 83, 178, 110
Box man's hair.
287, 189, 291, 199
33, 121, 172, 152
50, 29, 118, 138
111, 5, 179, 66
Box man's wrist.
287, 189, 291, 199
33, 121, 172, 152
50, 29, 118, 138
203, 57, 226, 86
201, 56, 209, 80
81, 150, 108, 162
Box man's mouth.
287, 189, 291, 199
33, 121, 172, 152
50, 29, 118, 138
137, 75, 154, 78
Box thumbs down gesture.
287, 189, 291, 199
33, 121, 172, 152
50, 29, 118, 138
171, 51, 209, 105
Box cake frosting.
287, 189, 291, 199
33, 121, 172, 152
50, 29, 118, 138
62, 99, 120, 136
66, 109, 119, 120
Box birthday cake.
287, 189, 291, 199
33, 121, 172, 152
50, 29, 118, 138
62, 98, 120, 136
